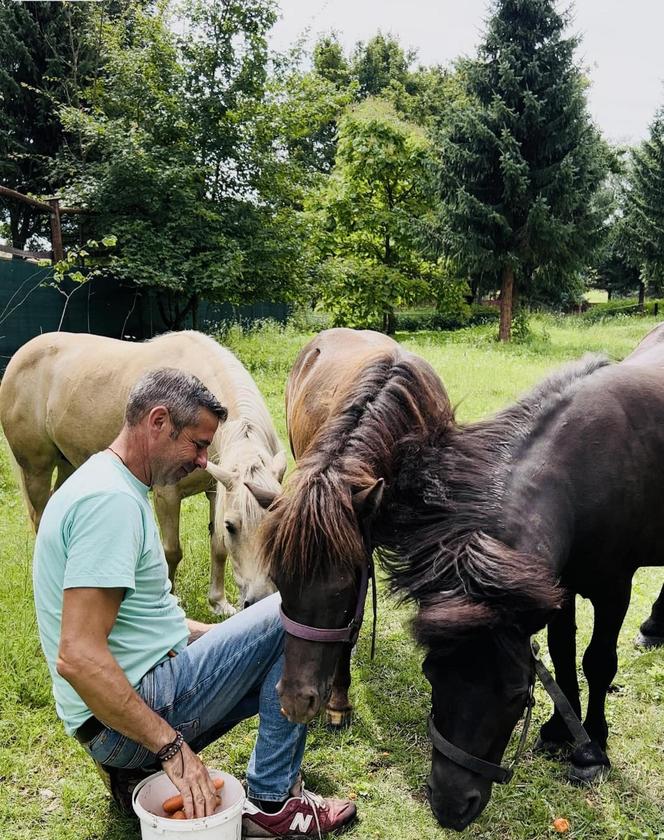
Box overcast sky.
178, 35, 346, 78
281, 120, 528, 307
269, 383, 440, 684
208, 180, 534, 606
269, 0, 664, 146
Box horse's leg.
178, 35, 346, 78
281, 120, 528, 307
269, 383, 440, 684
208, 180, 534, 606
536, 595, 581, 754
568, 583, 632, 784
53, 459, 75, 492
325, 646, 353, 730
21, 463, 56, 531
636, 582, 664, 648
207, 490, 235, 618
152, 486, 183, 589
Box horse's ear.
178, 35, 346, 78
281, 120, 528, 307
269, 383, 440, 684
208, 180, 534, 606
271, 450, 287, 483
206, 461, 234, 491
245, 481, 278, 510
352, 478, 384, 520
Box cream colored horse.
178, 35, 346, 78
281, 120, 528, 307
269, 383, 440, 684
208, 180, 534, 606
0, 330, 286, 615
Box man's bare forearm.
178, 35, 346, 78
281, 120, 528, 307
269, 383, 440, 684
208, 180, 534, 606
59, 646, 175, 753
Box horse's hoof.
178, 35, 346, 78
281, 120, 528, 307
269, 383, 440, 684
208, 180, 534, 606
567, 762, 610, 785
533, 736, 570, 757
635, 631, 664, 649
209, 600, 237, 618
325, 708, 352, 730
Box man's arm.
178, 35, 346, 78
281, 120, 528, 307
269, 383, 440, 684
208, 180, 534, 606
57, 587, 218, 818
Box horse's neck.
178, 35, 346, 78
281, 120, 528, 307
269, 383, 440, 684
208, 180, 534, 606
497, 452, 574, 579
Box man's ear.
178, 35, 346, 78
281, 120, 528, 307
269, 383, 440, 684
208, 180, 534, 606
147, 405, 170, 435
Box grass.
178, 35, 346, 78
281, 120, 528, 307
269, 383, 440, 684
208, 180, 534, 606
1, 314, 663, 839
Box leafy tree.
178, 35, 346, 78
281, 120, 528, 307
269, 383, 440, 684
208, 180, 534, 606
435, 0, 610, 340
0, 1, 97, 248
313, 34, 350, 88
309, 98, 437, 332
622, 109, 664, 294
56, 0, 307, 325
351, 33, 414, 99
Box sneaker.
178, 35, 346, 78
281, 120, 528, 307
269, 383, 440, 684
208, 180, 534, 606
242, 779, 356, 838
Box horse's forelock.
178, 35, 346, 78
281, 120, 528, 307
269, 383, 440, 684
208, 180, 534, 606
260, 466, 367, 581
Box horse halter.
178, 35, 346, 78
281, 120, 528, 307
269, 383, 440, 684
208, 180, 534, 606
279, 560, 378, 656
427, 640, 592, 785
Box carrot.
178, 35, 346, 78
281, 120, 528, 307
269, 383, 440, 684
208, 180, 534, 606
162, 776, 224, 814
552, 817, 570, 833
170, 810, 186, 820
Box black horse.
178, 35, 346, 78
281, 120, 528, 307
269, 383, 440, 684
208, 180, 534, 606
382, 323, 664, 828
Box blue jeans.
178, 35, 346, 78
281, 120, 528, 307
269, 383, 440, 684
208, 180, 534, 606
84, 593, 307, 801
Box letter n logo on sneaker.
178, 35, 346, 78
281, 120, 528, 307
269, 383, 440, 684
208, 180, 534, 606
289, 812, 313, 833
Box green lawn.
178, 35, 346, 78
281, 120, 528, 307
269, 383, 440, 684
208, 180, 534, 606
1, 315, 663, 839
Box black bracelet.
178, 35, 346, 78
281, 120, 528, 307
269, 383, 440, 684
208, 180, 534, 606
157, 730, 184, 763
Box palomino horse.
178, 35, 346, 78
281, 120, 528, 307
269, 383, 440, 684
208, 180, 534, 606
0, 330, 286, 615
261, 328, 451, 726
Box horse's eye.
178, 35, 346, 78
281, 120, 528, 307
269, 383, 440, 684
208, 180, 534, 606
225, 521, 237, 535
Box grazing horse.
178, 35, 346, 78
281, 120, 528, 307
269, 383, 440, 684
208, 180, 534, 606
0, 330, 286, 615
261, 328, 452, 726
380, 323, 664, 829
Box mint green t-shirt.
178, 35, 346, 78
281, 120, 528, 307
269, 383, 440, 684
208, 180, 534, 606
33, 452, 189, 735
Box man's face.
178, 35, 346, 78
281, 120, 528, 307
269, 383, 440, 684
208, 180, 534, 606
151, 407, 218, 486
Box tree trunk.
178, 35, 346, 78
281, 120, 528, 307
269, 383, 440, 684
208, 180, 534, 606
638, 280, 645, 309
607, 289, 612, 301
498, 264, 514, 342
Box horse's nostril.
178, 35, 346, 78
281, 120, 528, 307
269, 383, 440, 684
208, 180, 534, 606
459, 789, 482, 825
243, 600, 252, 610
304, 690, 319, 715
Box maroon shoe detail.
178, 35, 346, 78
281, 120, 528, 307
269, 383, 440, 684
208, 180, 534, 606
242, 783, 356, 838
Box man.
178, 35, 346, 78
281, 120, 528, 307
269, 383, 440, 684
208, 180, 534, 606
33, 367, 356, 837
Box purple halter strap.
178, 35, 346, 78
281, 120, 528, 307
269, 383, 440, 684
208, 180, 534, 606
279, 561, 376, 653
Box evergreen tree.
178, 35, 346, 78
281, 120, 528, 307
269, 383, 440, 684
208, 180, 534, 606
435, 0, 609, 340
622, 109, 664, 293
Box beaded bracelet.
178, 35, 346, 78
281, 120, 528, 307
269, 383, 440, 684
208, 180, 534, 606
157, 730, 184, 763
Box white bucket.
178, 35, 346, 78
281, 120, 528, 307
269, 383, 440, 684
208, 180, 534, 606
132, 769, 245, 840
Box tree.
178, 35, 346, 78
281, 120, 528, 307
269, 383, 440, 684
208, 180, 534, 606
55, 0, 308, 325
351, 33, 414, 99
435, 0, 609, 340
0, 1, 97, 248
622, 109, 664, 295
308, 98, 438, 332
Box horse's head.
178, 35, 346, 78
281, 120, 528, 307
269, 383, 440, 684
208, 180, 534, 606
206, 447, 287, 610
421, 629, 533, 830
411, 531, 561, 830
261, 469, 384, 724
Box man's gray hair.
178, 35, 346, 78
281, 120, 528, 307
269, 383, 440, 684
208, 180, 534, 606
125, 368, 227, 435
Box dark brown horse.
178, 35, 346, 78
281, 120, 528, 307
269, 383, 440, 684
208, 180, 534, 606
261, 328, 452, 726
381, 322, 664, 829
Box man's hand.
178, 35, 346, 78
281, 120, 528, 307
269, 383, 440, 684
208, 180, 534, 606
186, 618, 215, 644
161, 741, 219, 819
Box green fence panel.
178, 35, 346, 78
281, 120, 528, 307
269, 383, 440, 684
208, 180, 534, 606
0, 258, 290, 372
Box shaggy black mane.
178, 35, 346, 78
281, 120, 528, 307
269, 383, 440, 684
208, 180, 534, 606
377, 353, 611, 642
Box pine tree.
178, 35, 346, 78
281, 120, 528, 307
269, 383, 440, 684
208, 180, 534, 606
436, 0, 609, 340
623, 110, 664, 293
